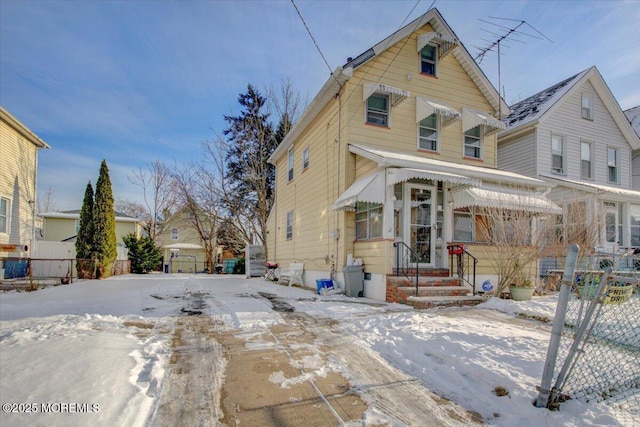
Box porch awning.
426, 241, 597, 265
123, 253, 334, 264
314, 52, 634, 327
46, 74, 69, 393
416, 31, 459, 58
386, 168, 479, 187
416, 97, 461, 127
539, 174, 640, 203
363, 82, 410, 107
163, 243, 204, 250
333, 171, 385, 211
452, 187, 562, 214
462, 108, 506, 135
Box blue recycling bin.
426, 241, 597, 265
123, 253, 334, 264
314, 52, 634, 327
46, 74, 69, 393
316, 279, 333, 294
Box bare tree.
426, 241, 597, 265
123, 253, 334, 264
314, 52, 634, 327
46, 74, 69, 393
115, 199, 148, 220
37, 186, 58, 213
128, 161, 176, 241
266, 76, 307, 134
171, 161, 221, 274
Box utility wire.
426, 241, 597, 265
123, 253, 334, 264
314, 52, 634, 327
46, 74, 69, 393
290, 0, 333, 76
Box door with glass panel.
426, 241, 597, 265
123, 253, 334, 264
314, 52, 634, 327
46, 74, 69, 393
404, 184, 436, 266
604, 206, 618, 253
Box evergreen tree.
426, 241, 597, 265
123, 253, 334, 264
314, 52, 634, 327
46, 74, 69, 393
75, 181, 95, 278
76, 181, 94, 259
92, 160, 117, 278
123, 233, 163, 274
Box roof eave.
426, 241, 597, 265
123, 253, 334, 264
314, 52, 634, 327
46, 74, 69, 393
0, 106, 51, 149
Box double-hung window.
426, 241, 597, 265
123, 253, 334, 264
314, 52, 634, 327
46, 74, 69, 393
580, 141, 593, 179
464, 125, 482, 159
608, 148, 618, 183
418, 114, 438, 151
171, 228, 179, 240
366, 93, 389, 126
551, 135, 565, 174
286, 210, 294, 240
581, 94, 593, 120
287, 147, 294, 182
355, 202, 383, 240
0, 197, 8, 234
302, 147, 309, 171
420, 44, 437, 76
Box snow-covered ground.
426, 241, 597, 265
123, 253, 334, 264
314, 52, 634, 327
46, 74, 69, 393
0, 274, 625, 426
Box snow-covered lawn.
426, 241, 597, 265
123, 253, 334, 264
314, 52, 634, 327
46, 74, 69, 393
0, 274, 623, 426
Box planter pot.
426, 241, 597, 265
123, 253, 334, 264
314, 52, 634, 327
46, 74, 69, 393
509, 285, 534, 301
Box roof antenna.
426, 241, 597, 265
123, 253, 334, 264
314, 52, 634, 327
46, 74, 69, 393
474, 17, 552, 118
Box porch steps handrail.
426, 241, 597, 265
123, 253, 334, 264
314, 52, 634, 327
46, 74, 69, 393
447, 244, 477, 295
393, 241, 419, 295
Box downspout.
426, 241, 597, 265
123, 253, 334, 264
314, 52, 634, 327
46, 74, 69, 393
334, 84, 343, 279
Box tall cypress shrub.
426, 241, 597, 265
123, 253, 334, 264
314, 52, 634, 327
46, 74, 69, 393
76, 181, 95, 278
92, 160, 117, 278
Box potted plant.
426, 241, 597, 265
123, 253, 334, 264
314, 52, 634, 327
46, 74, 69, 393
509, 272, 535, 301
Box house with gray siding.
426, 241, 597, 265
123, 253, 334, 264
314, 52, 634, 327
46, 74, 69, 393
624, 105, 640, 190
498, 66, 640, 253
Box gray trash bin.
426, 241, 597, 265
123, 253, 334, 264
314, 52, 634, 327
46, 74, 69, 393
343, 265, 364, 297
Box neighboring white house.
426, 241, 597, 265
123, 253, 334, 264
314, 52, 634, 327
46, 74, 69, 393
624, 105, 640, 190
499, 66, 640, 253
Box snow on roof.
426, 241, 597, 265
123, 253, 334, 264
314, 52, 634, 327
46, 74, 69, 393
503, 69, 589, 129
624, 105, 640, 139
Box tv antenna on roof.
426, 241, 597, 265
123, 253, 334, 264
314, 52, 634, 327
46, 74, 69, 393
474, 17, 552, 117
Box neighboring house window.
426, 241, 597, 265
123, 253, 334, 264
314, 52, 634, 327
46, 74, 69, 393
464, 125, 482, 159
0, 197, 8, 234
581, 94, 593, 120
171, 228, 179, 240
630, 205, 640, 246
75, 220, 80, 234
302, 147, 309, 171
418, 114, 438, 151
286, 210, 293, 240
355, 202, 383, 240
608, 148, 618, 183
288, 147, 294, 182
366, 93, 389, 126
551, 135, 565, 174
420, 44, 437, 76
580, 141, 593, 179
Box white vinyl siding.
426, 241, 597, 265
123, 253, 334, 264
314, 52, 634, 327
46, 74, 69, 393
497, 130, 537, 177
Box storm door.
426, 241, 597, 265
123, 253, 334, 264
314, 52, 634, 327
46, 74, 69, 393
404, 184, 436, 266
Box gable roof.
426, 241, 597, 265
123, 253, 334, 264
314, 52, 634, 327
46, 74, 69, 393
501, 66, 640, 149
0, 106, 50, 149
39, 210, 143, 223
269, 8, 508, 164
625, 105, 640, 139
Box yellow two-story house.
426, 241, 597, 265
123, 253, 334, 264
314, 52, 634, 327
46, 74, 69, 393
267, 8, 560, 301
1, 107, 49, 274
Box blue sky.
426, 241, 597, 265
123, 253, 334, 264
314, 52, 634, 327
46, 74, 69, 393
1, 0, 638, 211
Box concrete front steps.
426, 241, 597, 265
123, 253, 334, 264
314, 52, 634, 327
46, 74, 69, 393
386, 273, 485, 309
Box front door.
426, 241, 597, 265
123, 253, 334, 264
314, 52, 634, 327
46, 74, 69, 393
604, 206, 619, 252
404, 184, 436, 266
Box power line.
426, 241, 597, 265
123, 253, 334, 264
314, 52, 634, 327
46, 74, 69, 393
290, 0, 333, 76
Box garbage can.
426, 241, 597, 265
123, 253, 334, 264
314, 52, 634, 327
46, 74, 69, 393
164, 263, 169, 273
343, 265, 364, 297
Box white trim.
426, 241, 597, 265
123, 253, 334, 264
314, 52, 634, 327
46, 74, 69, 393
416, 31, 458, 53
386, 168, 479, 187
539, 174, 640, 202
163, 243, 203, 250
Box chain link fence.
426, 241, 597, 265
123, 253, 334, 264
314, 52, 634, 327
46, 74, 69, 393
537, 245, 640, 426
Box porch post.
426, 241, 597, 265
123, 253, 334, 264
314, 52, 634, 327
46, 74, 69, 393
442, 184, 454, 269
383, 169, 394, 240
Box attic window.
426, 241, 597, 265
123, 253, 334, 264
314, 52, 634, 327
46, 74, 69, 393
581, 94, 593, 120
420, 44, 437, 76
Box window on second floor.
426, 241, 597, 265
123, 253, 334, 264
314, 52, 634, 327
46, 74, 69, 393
551, 135, 565, 174
355, 202, 383, 240
464, 125, 482, 159
302, 147, 309, 171
366, 93, 390, 127
0, 197, 9, 234
420, 44, 437, 76
286, 210, 293, 240
608, 147, 618, 183
580, 140, 593, 179
171, 228, 179, 240
418, 114, 439, 151
581, 94, 593, 120
287, 147, 294, 182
